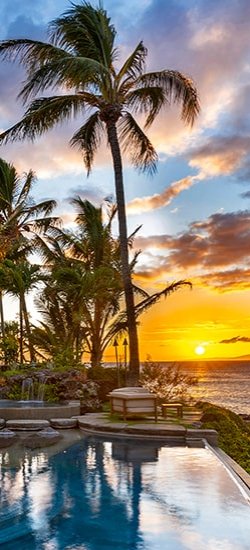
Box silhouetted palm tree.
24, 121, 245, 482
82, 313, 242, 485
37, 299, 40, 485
0, 157, 57, 338
0, 260, 41, 362
0, 2, 200, 383
0, 158, 57, 251
34, 199, 123, 367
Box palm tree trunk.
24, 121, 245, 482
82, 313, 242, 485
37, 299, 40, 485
20, 292, 36, 362
106, 121, 140, 385
19, 299, 24, 364
90, 300, 103, 369
0, 290, 5, 338
0, 289, 6, 369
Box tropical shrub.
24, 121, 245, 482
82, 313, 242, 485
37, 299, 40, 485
75, 380, 101, 413
140, 357, 197, 403
0, 321, 19, 365
200, 403, 250, 474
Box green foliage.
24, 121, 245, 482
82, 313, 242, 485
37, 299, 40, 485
200, 403, 250, 474
87, 365, 121, 402
6, 383, 22, 400
0, 369, 22, 377
0, 335, 18, 364
88, 366, 117, 383
52, 349, 76, 370
0, 321, 19, 364
140, 357, 197, 403
43, 383, 60, 403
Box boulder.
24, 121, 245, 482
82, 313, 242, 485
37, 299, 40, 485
0, 428, 17, 448
23, 427, 62, 449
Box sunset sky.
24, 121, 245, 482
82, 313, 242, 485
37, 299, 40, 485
0, 0, 250, 362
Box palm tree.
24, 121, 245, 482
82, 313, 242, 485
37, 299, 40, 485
34, 199, 124, 367
0, 259, 42, 362
0, 158, 57, 249
33, 281, 86, 365
0, 157, 57, 337
0, 2, 200, 383
64, 198, 123, 367
34, 200, 192, 370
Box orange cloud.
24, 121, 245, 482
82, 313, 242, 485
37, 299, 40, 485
127, 175, 198, 214
189, 136, 250, 177
134, 210, 250, 291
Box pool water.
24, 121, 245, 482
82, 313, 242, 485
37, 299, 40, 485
0, 437, 249, 549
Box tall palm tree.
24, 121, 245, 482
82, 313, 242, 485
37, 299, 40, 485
0, 2, 200, 383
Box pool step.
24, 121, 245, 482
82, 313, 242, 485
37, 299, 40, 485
6, 419, 49, 431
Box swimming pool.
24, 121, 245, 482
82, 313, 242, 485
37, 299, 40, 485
0, 437, 249, 549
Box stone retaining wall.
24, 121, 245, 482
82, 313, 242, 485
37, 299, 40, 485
0, 402, 80, 420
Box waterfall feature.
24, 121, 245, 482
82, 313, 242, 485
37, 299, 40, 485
20, 375, 47, 402
21, 378, 34, 401
37, 374, 47, 402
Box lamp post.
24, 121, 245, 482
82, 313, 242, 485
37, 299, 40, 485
113, 338, 120, 387
123, 338, 128, 384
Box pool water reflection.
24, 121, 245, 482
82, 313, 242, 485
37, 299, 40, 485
0, 437, 249, 549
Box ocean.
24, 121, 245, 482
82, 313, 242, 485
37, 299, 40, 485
161, 360, 250, 416
107, 360, 250, 416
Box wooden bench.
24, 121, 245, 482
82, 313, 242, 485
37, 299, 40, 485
161, 403, 183, 419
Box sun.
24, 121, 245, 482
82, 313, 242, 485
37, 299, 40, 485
195, 345, 206, 356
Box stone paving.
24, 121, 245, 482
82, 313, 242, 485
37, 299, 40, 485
75, 412, 218, 446
0, 407, 218, 445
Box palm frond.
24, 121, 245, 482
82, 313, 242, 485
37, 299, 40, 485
0, 95, 85, 144
135, 280, 192, 317
49, 2, 116, 66
19, 57, 109, 103
21, 199, 57, 219
0, 39, 69, 69
32, 233, 68, 265
71, 197, 102, 231
15, 170, 36, 205
128, 225, 143, 248
129, 250, 141, 273
0, 159, 20, 211
133, 284, 150, 298
137, 70, 200, 126
118, 112, 158, 174
25, 216, 59, 234
102, 311, 128, 346
126, 87, 165, 127
70, 111, 104, 173
116, 41, 147, 84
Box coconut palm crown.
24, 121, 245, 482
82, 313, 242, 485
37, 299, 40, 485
0, 2, 200, 384
0, 158, 57, 260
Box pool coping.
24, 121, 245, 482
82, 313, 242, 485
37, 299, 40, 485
207, 442, 250, 496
